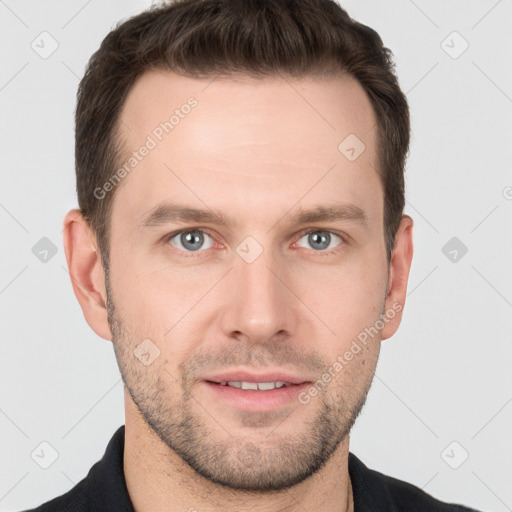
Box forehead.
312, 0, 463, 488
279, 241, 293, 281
118, 69, 377, 155
111, 69, 382, 232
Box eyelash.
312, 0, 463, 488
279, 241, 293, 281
162, 227, 347, 258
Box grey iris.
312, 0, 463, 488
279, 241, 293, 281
181, 230, 205, 251
308, 231, 331, 251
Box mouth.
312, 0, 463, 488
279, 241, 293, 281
212, 381, 292, 390
201, 371, 313, 412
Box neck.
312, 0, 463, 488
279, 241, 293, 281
123, 399, 354, 512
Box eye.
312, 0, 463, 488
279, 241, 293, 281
164, 228, 346, 257
166, 229, 215, 254
294, 229, 345, 254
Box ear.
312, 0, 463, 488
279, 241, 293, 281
381, 214, 414, 340
62, 209, 113, 341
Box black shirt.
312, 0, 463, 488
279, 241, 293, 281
22, 425, 481, 512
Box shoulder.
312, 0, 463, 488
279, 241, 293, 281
348, 452, 481, 512
373, 470, 480, 512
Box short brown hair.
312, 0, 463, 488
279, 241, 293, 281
75, 0, 409, 269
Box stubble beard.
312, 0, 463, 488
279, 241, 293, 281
105, 273, 375, 492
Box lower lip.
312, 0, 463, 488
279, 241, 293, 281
202, 381, 311, 412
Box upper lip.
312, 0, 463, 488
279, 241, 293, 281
202, 369, 312, 385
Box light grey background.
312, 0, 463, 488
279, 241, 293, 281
1, 1, 511, 511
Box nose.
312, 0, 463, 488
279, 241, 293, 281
218, 244, 299, 345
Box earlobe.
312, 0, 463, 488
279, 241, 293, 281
62, 209, 113, 341
381, 215, 414, 340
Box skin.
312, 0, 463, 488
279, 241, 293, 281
63, 69, 413, 512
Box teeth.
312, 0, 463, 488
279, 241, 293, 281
256, 382, 276, 391
221, 381, 288, 390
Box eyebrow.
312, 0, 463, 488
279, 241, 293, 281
137, 202, 369, 231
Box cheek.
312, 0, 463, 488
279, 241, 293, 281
293, 256, 387, 342
109, 251, 193, 320
109, 262, 216, 368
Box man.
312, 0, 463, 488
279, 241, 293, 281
24, 0, 480, 510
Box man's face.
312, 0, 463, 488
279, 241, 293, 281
106, 70, 390, 491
